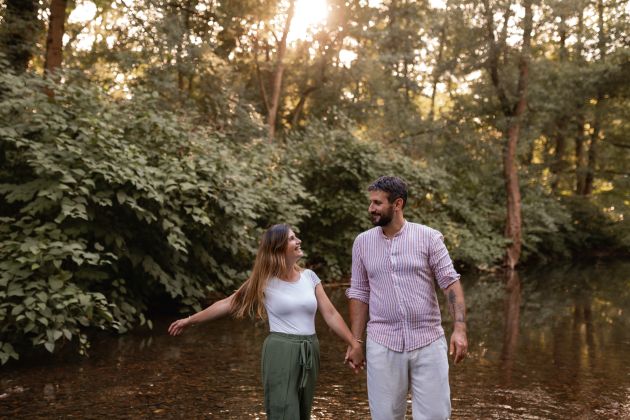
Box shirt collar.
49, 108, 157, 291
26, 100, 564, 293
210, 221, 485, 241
380, 219, 407, 239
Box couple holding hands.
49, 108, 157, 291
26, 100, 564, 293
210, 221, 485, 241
168, 176, 468, 420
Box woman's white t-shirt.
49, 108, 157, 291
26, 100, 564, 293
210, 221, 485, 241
264, 269, 321, 335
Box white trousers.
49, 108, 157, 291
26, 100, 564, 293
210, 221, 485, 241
366, 336, 451, 420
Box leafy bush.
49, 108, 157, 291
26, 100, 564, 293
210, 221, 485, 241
560, 196, 630, 255
1, 65, 625, 365
520, 188, 574, 262
287, 120, 506, 278
0, 67, 308, 363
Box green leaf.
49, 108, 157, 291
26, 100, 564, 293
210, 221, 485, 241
116, 190, 127, 204
49, 278, 64, 291
62, 329, 72, 340
11, 305, 24, 316
7, 283, 24, 297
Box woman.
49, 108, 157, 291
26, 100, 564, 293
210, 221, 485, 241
168, 224, 364, 419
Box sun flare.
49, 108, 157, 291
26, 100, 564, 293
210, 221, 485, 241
289, 0, 329, 41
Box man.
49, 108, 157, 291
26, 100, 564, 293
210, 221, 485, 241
345, 176, 467, 420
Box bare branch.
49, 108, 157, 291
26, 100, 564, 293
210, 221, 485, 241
483, 0, 512, 116
606, 141, 630, 149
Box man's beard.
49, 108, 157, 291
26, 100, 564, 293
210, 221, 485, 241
370, 208, 394, 227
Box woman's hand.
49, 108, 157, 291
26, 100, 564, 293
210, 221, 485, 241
167, 295, 234, 336
168, 317, 191, 336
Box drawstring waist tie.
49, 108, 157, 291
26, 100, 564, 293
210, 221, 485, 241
268, 332, 316, 389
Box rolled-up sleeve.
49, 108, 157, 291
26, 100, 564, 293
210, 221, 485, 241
429, 230, 460, 289
345, 236, 370, 304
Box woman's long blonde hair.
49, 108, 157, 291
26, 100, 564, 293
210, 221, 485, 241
230, 224, 300, 319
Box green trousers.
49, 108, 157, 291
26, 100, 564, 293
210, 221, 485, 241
261, 332, 320, 420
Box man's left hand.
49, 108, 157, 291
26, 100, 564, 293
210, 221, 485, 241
449, 325, 468, 364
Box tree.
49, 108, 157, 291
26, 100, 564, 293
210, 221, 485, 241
258, 0, 295, 141
0, 0, 41, 73
581, 0, 607, 196
483, 0, 534, 270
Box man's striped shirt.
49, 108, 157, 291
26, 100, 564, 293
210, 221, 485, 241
346, 221, 460, 352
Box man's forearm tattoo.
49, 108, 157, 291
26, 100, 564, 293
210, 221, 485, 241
447, 290, 466, 323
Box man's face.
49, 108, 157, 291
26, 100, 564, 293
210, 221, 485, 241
368, 190, 395, 227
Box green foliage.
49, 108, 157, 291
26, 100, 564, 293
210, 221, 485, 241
0, 0, 42, 73
287, 120, 507, 278
1, 0, 629, 364
560, 196, 630, 254
520, 189, 574, 261
0, 65, 308, 363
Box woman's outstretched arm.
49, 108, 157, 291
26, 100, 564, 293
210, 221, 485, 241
168, 294, 235, 336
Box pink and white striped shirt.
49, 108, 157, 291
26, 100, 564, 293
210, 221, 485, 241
346, 221, 460, 352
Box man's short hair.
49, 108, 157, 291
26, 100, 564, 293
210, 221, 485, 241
368, 176, 408, 208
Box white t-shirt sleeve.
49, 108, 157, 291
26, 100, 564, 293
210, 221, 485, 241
307, 269, 322, 288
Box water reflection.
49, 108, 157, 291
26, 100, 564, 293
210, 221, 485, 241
0, 261, 629, 418
500, 269, 521, 386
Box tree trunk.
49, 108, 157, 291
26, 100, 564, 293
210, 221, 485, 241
499, 8, 512, 66
176, 0, 192, 97
403, 58, 410, 103
504, 120, 524, 270
483, 0, 512, 116
551, 13, 568, 192
484, 0, 532, 270
558, 13, 568, 62
44, 0, 68, 74
575, 116, 587, 194
188, 73, 194, 96
574, 4, 587, 194
291, 86, 318, 127
583, 0, 607, 196
584, 98, 603, 196
429, 9, 448, 122
551, 127, 566, 192
575, 4, 584, 61
503, 0, 532, 270
290, 25, 348, 128
0, 0, 40, 73
177, 53, 185, 92
267, 0, 296, 141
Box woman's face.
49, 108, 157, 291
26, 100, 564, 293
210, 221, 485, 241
284, 229, 303, 260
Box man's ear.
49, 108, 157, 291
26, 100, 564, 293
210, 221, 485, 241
394, 197, 404, 210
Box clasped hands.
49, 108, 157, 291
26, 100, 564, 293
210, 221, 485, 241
344, 344, 365, 373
